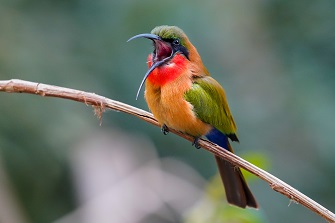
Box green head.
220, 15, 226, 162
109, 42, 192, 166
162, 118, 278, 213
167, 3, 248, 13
149, 25, 190, 60
128, 25, 202, 99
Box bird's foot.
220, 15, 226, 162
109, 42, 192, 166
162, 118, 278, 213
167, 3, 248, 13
192, 137, 201, 149
161, 124, 169, 135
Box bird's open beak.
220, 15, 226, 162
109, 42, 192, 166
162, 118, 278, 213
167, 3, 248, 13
128, 33, 161, 42
128, 33, 174, 100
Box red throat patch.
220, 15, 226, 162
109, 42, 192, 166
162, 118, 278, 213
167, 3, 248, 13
146, 53, 188, 86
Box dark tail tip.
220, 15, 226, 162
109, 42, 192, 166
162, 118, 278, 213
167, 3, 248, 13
215, 156, 258, 209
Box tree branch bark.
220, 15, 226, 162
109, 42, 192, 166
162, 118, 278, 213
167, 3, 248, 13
0, 79, 334, 222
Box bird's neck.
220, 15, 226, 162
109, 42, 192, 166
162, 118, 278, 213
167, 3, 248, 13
146, 53, 189, 87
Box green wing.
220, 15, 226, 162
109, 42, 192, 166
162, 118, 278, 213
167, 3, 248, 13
184, 76, 238, 140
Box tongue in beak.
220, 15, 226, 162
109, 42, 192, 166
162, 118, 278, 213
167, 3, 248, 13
153, 40, 173, 62
128, 33, 174, 100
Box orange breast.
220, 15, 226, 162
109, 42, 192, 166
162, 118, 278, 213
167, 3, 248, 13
144, 55, 212, 137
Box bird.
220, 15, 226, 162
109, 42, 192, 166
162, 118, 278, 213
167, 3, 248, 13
128, 25, 258, 208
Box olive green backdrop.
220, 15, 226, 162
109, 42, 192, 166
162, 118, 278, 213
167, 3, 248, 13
0, 0, 334, 222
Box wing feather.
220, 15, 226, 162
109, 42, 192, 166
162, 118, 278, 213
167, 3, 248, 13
184, 76, 238, 140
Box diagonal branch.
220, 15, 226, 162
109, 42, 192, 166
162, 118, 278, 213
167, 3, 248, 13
0, 79, 334, 222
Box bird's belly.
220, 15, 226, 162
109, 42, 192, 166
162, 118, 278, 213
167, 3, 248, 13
145, 86, 211, 137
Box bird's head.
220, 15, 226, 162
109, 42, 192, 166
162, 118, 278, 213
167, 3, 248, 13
128, 25, 204, 99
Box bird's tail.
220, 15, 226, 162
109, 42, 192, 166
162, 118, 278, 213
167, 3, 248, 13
206, 129, 258, 208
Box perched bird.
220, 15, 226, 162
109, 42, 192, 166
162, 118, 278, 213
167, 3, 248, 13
128, 25, 258, 208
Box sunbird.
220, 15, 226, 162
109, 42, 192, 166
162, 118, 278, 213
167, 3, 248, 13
128, 25, 258, 208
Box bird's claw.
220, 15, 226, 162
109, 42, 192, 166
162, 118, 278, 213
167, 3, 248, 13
192, 137, 201, 149
161, 124, 169, 135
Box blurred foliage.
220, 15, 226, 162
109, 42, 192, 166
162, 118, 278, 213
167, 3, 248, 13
0, 0, 335, 222
184, 174, 265, 223
240, 152, 271, 181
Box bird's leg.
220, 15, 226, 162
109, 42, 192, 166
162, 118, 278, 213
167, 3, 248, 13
161, 124, 169, 135
192, 137, 201, 149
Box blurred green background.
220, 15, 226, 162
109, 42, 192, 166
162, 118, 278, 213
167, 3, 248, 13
1, 0, 335, 222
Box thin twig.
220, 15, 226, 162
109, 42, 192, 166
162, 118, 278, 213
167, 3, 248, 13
0, 79, 334, 222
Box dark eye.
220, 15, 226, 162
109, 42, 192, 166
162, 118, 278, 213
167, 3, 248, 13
172, 39, 180, 45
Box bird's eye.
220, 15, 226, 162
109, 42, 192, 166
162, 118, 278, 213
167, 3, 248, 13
173, 39, 180, 45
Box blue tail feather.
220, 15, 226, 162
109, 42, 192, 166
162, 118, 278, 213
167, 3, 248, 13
205, 128, 258, 208
206, 128, 229, 150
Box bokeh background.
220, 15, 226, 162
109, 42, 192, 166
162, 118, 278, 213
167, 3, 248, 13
1, 0, 335, 222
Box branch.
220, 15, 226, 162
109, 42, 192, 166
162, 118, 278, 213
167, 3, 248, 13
0, 79, 334, 222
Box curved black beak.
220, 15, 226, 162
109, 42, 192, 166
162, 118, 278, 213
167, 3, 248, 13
127, 33, 161, 42
128, 33, 174, 100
